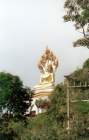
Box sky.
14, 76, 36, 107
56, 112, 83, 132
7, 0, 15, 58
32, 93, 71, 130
0, 0, 89, 87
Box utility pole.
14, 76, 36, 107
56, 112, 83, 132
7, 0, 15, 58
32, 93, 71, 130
66, 79, 70, 134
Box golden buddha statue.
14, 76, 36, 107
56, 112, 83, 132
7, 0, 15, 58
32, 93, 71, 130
33, 47, 59, 95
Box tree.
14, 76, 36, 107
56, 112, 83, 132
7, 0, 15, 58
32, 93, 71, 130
0, 72, 33, 139
83, 58, 89, 68
47, 84, 66, 127
0, 72, 32, 119
67, 58, 89, 83
64, 0, 89, 48
64, 59, 89, 138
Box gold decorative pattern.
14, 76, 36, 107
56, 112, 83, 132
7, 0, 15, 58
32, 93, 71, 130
38, 47, 58, 74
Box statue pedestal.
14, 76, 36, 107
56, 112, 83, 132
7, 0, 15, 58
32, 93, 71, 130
31, 83, 54, 114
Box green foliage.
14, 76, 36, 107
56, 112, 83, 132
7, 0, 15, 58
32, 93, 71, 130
0, 72, 32, 119
83, 58, 89, 68
64, 0, 89, 48
0, 72, 33, 139
67, 59, 89, 83
69, 68, 89, 82
47, 84, 66, 128
0, 72, 22, 107
65, 59, 89, 138
76, 101, 89, 113
74, 38, 89, 48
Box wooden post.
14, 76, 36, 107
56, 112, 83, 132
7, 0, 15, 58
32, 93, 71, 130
66, 80, 70, 134
85, 81, 87, 87
74, 81, 75, 87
